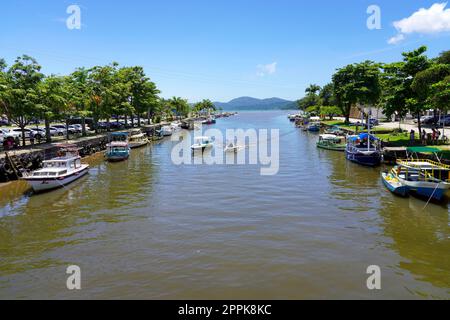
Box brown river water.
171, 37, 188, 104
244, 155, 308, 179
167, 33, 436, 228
0, 111, 449, 299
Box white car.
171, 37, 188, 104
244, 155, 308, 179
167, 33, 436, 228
10, 128, 44, 140
34, 127, 58, 137
0, 128, 20, 143
50, 126, 66, 136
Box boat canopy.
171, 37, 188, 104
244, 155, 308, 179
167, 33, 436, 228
407, 146, 441, 154
349, 133, 379, 142
194, 136, 211, 141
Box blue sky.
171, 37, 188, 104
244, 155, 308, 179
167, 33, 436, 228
1, 0, 450, 102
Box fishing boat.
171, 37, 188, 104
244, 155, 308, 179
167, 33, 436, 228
191, 136, 214, 152
316, 134, 346, 152
307, 122, 321, 132
105, 132, 130, 162
22, 145, 89, 193
381, 169, 409, 197
129, 129, 149, 149
393, 159, 450, 201
346, 133, 381, 167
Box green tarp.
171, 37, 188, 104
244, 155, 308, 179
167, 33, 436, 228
407, 147, 441, 153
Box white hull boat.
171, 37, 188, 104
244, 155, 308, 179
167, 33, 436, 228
22, 145, 89, 193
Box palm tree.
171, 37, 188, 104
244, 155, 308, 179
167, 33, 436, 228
168, 97, 190, 119
305, 84, 321, 96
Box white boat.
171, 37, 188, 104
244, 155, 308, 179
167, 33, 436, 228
129, 129, 149, 149
170, 122, 181, 131
22, 145, 89, 193
160, 126, 173, 137
224, 141, 243, 153
191, 136, 214, 151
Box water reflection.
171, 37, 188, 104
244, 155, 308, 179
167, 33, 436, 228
0, 146, 156, 277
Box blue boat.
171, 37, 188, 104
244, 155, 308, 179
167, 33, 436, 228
307, 122, 321, 132
381, 170, 409, 197
346, 133, 381, 167
105, 132, 131, 162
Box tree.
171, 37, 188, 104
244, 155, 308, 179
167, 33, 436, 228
402, 46, 431, 135
319, 83, 336, 106
68, 68, 91, 136
38, 75, 68, 142
0, 55, 44, 146
320, 106, 341, 120
437, 50, 450, 65
168, 97, 190, 119
193, 99, 216, 116
332, 61, 381, 124
305, 84, 321, 96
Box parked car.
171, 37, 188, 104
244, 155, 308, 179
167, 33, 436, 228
109, 121, 125, 130
68, 124, 82, 134
50, 126, 66, 136
10, 128, 43, 140
438, 115, 450, 127
0, 119, 9, 126
72, 124, 83, 131
34, 127, 58, 137
0, 128, 20, 143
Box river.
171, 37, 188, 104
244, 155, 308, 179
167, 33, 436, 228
0, 111, 449, 299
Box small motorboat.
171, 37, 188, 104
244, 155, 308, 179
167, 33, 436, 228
381, 170, 409, 197
316, 134, 346, 152
22, 145, 89, 193
129, 129, 149, 149
307, 122, 321, 132
160, 126, 173, 137
224, 141, 243, 153
105, 132, 131, 162
191, 136, 214, 152
202, 117, 216, 125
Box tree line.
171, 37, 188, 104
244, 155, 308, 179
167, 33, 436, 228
298, 46, 450, 133
0, 55, 216, 145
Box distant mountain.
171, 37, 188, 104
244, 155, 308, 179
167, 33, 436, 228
214, 97, 297, 111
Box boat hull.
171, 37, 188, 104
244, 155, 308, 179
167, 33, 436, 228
381, 172, 408, 197
399, 179, 450, 201
317, 143, 346, 152
346, 150, 381, 167
24, 166, 89, 193
129, 140, 149, 149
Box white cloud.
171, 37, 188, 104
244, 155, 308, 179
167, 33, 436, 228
256, 62, 277, 77
387, 33, 405, 45
388, 2, 450, 44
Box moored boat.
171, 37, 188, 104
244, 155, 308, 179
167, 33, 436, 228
160, 126, 173, 137
316, 134, 346, 152
191, 136, 214, 152
346, 133, 381, 167
307, 122, 321, 132
381, 170, 409, 197
129, 129, 149, 149
105, 132, 131, 162
394, 159, 450, 201
22, 145, 89, 193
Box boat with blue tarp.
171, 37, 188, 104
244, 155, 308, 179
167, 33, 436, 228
346, 133, 381, 167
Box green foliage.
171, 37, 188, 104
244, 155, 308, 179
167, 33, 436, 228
319, 106, 341, 120
332, 60, 381, 124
